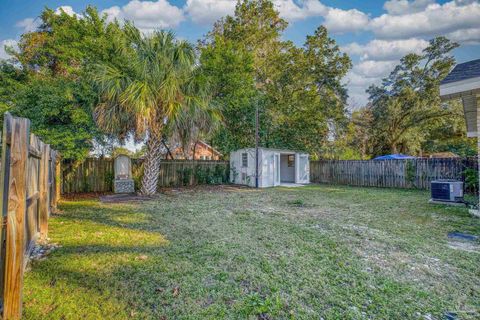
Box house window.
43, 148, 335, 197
288, 155, 295, 167
242, 153, 248, 167
200, 155, 206, 160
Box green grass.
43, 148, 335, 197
23, 185, 480, 319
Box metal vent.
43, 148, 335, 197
431, 180, 464, 202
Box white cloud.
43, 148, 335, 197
0, 39, 18, 60
354, 60, 397, 79
102, 0, 185, 32
273, 0, 328, 21
16, 18, 41, 33
343, 38, 429, 61
446, 27, 480, 45
273, 1, 368, 33
371, 1, 480, 40
55, 6, 78, 16
383, 0, 434, 15
322, 8, 369, 33
184, 0, 236, 25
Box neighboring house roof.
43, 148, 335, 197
169, 140, 222, 158
196, 140, 222, 156
373, 154, 415, 160
441, 58, 480, 85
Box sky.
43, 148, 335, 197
1, 0, 480, 108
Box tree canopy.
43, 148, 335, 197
200, 0, 351, 159
0, 7, 125, 160
0, 1, 472, 165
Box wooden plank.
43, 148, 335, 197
0, 113, 13, 314
2, 115, 30, 319
39, 144, 50, 240
28, 145, 42, 159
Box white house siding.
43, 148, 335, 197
230, 148, 257, 187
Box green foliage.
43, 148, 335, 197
177, 168, 193, 186
0, 6, 125, 160
111, 147, 133, 158
240, 292, 284, 318
286, 199, 306, 207
104, 170, 114, 192
194, 164, 228, 185
200, 35, 258, 153
132, 161, 144, 191
366, 37, 459, 156
12, 77, 97, 160
463, 167, 478, 194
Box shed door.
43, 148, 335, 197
297, 154, 309, 184
274, 153, 280, 186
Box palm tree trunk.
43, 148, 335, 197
141, 133, 162, 195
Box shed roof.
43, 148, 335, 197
234, 147, 308, 154
441, 59, 480, 85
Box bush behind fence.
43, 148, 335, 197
61, 158, 230, 194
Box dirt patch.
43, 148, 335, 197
160, 184, 254, 194
62, 192, 112, 200
99, 194, 154, 203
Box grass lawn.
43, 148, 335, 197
23, 185, 480, 319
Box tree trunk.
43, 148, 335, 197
141, 132, 162, 195
192, 141, 198, 160
391, 142, 398, 154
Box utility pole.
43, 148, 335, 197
255, 101, 259, 189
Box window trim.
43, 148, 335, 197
241, 153, 248, 168
287, 155, 295, 167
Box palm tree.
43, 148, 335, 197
93, 24, 211, 195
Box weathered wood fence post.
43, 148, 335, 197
0, 113, 60, 319
0, 113, 30, 319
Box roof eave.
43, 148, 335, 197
440, 76, 480, 101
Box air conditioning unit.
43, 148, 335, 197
431, 180, 464, 202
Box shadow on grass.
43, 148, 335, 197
25, 243, 179, 319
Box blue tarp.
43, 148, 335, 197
373, 154, 416, 160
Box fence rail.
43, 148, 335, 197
310, 158, 477, 190
0, 113, 60, 319
61, 159, 230, 194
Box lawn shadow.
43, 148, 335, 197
25, 242, 181, 319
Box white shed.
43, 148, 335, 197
230, 148, 310, 188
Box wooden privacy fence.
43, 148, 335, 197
0, 113, 60, 319
310, 158, 477, 190
61, 159, 230, 194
